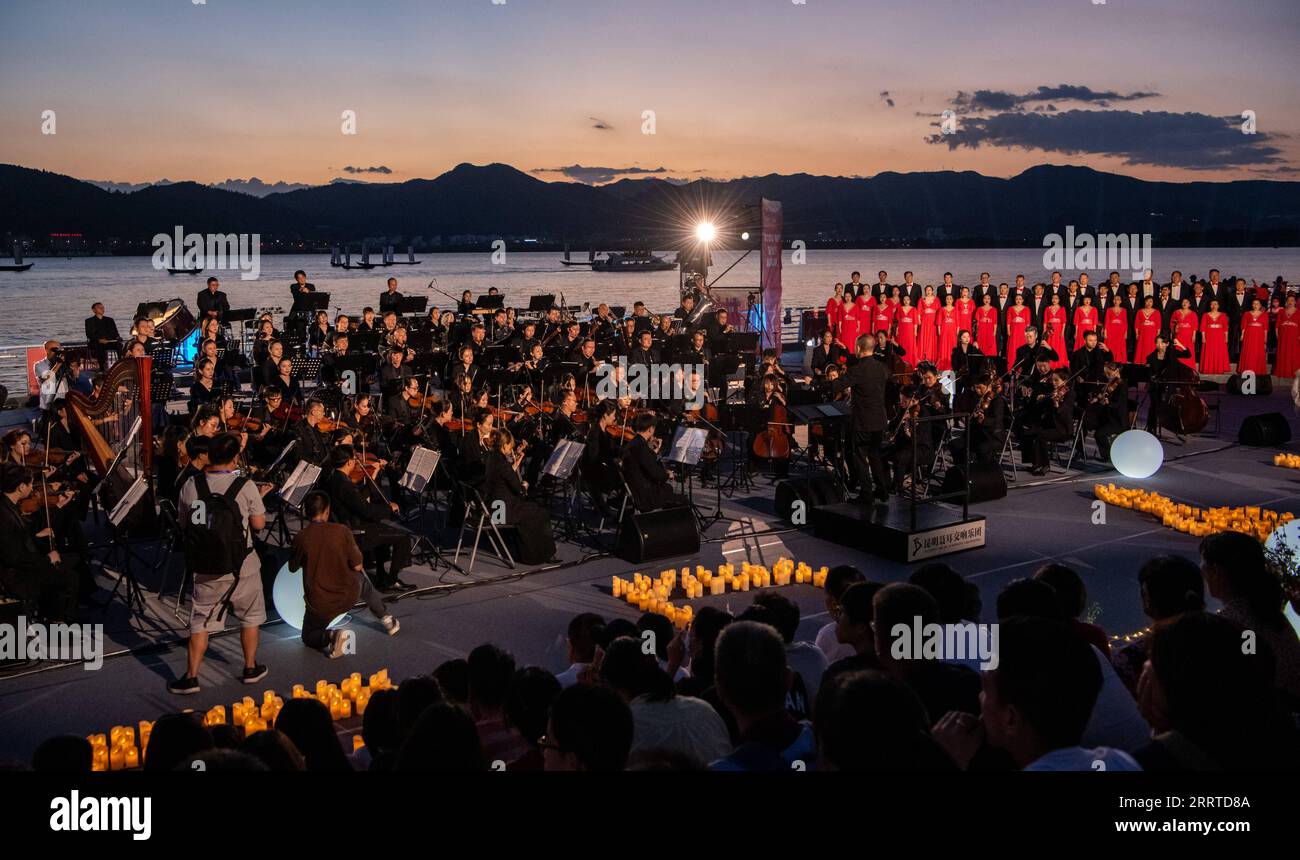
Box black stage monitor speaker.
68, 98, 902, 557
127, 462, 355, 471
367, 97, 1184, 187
1238, 412, 1292, 447
940, 463, 1007, 504
617, 506, 700, 564
1226, 373, 1273, 396
775, 476, 846, 524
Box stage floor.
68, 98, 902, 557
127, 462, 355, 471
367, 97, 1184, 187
2, 389, 1299, 765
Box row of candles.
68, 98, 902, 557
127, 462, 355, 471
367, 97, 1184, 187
1094, 483, 1293, 542
87, 669, 397, 770
1273, 453, 1300, 470
611, 559, 830, 628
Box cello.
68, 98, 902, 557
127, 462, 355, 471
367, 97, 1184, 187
1156, 360, 1209, 435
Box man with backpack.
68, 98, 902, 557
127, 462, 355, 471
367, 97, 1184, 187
170, 433, 269, 694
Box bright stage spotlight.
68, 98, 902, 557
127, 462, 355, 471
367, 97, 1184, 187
695, 222, 717, 243
1110, 429, 1164, 479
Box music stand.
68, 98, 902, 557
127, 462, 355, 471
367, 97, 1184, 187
225, 308, 257, 324
400, 447, 441, 495
271, 460, 320, 544
301, 293, 331, 312
527, 295, 556, 313
475, 295, 505, 313
351, 330, 380, 355
543, 439, 585, 480
399, 296, 428, 315
102, 473, 152, 618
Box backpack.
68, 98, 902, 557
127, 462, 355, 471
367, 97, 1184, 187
184, 473, 251, 576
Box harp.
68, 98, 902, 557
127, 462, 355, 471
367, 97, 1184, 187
66, 355, 155, 516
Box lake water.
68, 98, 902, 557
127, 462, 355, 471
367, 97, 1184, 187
2, 248, 1298, 348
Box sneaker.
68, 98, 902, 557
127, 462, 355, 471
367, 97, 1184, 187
168, 675, 200, 695
328, 631, 349, 659
241, 664, 269, 684
382, 615, 400, 636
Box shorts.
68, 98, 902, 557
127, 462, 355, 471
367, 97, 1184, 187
190, 553, 267, 633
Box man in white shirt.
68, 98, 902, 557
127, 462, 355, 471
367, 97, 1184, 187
816, 565, 867, 663
33, 340, 68, 411
931, 616, 1142, 771
555, 612, 604, 688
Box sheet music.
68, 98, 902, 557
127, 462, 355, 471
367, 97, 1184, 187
108, 475, 148, 526
543, 439, 584, 479
400, 446, 441, 493
280, 461, 321, 509
667, 427, 709, 465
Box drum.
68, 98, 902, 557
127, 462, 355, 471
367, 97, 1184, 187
155, 299, 196, 341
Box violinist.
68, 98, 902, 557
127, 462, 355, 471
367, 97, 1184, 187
812, 330, 845, 375
191, 405, 223, 439
483, 428, 558, 565
545, 391, 584, 448
379, 348, 413, 405
269, 356, 301, 405
295, 398, 333, 468
450, 373, 481, 420
874, 326, 908, 367
155, 425, 191, 499
457, 407, 497, 486
1012, 327, 1058, 384
386, 376, 431, 438
1082, 360, 1128, 461
0, 463, 80, 621
324, 445, 410, 593
452, 345, 480, 389
1015, 368, 1074, 476
175, 434, 212, 503
1069, 329, 1111, 403
510, 321, 540, 357
346, 393, 383, 447
959, 373, 1007, 465
514, 343, 550, 400
949, 330, 983, 382
1144, 333, 1192, 434
621, 412, 688, 512
581, 401, 620, 513
388, 325, 416, 365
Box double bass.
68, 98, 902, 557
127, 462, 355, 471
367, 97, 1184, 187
1156, 361, 1209, 435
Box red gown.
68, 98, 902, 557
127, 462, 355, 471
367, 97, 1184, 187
895, 306, 919, 359
825, 296, 842, 332
975, 305, 998, 355
1133, 309, 1161, 363
1072, 305, 1099, 350
1104, 307, 1128, 363
1198, 312, 1230, 373
1044, 306, 1069, 367
918, 299, 940, 362
955, 298, 975, 335
936, 306, 959, 370
837, 306, 860, 350
1171, 310, 1199, 368
1274, 308, 1300, 379
855, 293, 876, 322
873, 303, 893, 335
1237, 311, 1270, 375
1006, 306, 1029, 357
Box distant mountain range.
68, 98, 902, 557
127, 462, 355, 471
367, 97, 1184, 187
2, 162, 1298, 249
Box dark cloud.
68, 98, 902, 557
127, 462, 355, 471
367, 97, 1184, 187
590, 116, 612, 130
951, 85, 1159, 114
533, 164, 669, 184
341, 165, 393, 174
925, 109, 1288, 170
879, 90, 895, 108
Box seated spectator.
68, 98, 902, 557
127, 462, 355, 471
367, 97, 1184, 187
176, 750, 269, 772
143, 712, 214, 772
468, 644, 531, 765
710, 621, 816, 771
240, 729, 305, 772
274, 698, 352, 772
353, 688, 401, 771
504, 667, 561, 771
814, 670, 958, 771
1034, 563, 1110, 657
396, 703, 486, 771
433, 659, 469, 706
910, 561, 981, 624
32, 735, 92, 773
871, 583, 981, 722
543, 685, 634, 771
824, 581, 884, 680
753, 591, 828, 716
636, 611, 687, 682
556, 612, 605, 688
1200, 531, 1300, 703
674, 606, 734, 697
996, 577, 1149, 752
816, 565, 866, 661
1113, 555, 1204, 694
397, 676, 444, 742
1136, 611, 1300, 771
600, 636, 730, 766
932, 617, 1141, 771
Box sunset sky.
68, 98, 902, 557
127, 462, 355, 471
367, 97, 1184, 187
3, 0, 1299, 188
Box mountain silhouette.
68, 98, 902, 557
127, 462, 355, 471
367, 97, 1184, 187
2, 162, 1297, 248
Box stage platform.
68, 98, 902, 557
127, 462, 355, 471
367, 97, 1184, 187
2, 388, 1299, 764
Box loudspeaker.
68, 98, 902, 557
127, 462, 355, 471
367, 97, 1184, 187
775, 476, 847, 524
1239, 412, 1292, 447
617, 506, 700, 563
940, 463, 1007, 504
1226, 373, 1273, 396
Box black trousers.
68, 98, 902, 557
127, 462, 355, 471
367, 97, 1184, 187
849, 430, 889, 499
355, 522, 412, 586
302, 573, 388, 652
1017, 426, 1069, 469
1, 561, 78, 623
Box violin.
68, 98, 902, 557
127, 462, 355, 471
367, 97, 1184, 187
605, 407, 653, 441
20, 486, 76, 516
225, 414, 265, 434
348, 453, 385, 485
407, 393, 435, 409
271, 403, 304, 423
23, 447, 74, 468
316, 418, 351, 434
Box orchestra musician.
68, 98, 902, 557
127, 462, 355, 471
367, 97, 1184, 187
811, 329, 845, 375
84, 302, 122, 369
1082, 360, 1129, 462
294, 398, 333, 468
289, 269, 316, 316
0, 463, 82, 621
197, 276, 230, 321
1144, 333, 1193, 434
324, 444, 411, 592
483, 428, 558, 565
379, 278, 404, 315
621, 412, 688, 512
1014, 368, 1074, 476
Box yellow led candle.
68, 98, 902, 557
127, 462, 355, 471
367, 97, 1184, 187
353, 735, 366, 752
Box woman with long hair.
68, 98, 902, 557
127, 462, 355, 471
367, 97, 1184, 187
483, 428, 557, 565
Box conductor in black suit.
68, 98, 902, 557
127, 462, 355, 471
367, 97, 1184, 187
197, 277, 230, 321
289, 270, 317, 316
832, 333, 891, 504
379, 278, 404, 315
621, 413, 687, 511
